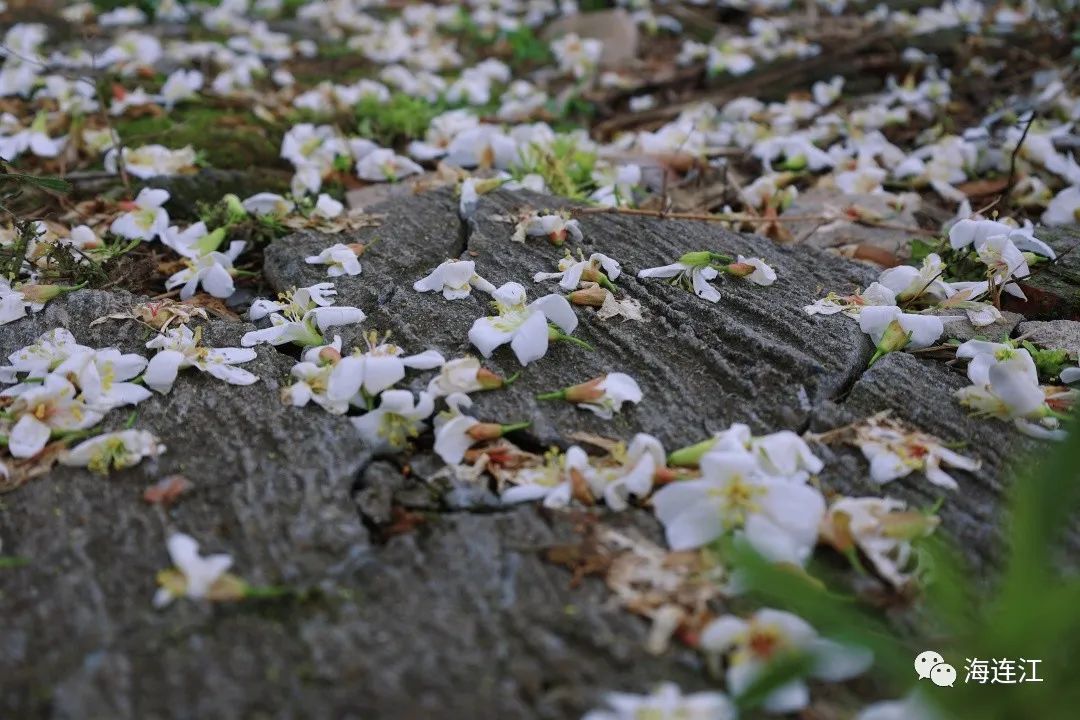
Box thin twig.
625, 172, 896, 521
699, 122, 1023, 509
570, 205, 835, 224
998, 109, 1036, 209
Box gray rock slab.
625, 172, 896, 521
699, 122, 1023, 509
264, 187, 877, 450
934, 308, 1024, 343
809, 352, 1041, 573
0, 291, 707, 719
1017, 319, 1080, 359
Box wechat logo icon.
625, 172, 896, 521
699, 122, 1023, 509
915, 650, 956, 687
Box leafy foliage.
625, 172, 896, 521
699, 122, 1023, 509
1022, 341, 1072, 382
513, 135, 597, 199
355, 93, 444, 147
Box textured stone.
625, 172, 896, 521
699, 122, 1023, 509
808, 351, 1040, 573
264, 187, 876, 451
1017, 319, 1080, 359
541, 9, 639, 67
935, 308, 1024, 343
4, 189, 1066, 719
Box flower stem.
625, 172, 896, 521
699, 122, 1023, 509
503, 371, 521, 386
244, 584, 294, 599
536, 389, 567, 401
554, 332, 594, 351
500, 421, 532, 434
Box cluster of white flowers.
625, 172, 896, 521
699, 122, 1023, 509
0, 328, 165, 470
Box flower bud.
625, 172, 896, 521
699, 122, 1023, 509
869, 319, 911, 366
679, 250, 713, 267
724, 262, 755, 278
318, 347, 342, 364
569, 467, 594, 505
17, 283, 78, 303
569, 284, 608, 307
476, 367, 505, 390
467, 423, 506, 441
879, 511, 940, 540
223, 194, 247, 224
564, 376, 605, 403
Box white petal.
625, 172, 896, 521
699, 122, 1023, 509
144, 350, 184, 394
510, 309, 550, 365
9, 414, 52, 458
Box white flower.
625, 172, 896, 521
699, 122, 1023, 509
63, 225, 101, 250
859, 306, 944, 362
433, 393, 483, 465
652, 449, 825, 563
166, 241, 246, 300
305, 243, 362, 277
733, 255, 777, 286
0, 280, 28, 325
144, 325, 258, 393
637, 251, 726, 303
835, 165, 887, 194
243, 285, 365, 348
313, 193, 344, 218
160, 69, 203, 107
53, 347, 151, 410
540, 372, 643, 419
282, 342, 343, 413
533, 252, 621, 291
443, 125, 519, 170
3, 374, 104, 458
431, 393, 527, 466
552, 33, 602, 79
1, 328, 89, 379
0, 113, 66, 159
356, 148, 423, 182
821, 497, 939, 589
152, 533, 233, 608
350, 389, 435, 450
468, 282, 580, 366
1042, 186, 1080, 226
109, 187, 170, 241
700, 609, 872, 713
322, 337, 445, 401
60, 429, 164, 474
414, 259, 496, 299
750, 430, 826, 479
105, 144, 197, 179
502, 445, 591, 508
954, 341, 1063, 440
590, 433, 665, 511
426, 356, 503, 397
877, 253, 951, 302
855, 694, 940, 720
512, 213, 583, 245
582, 683, 735, 720
854, 417, 979, 490
803, 283, 897, 318
242, 192, 295, 217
